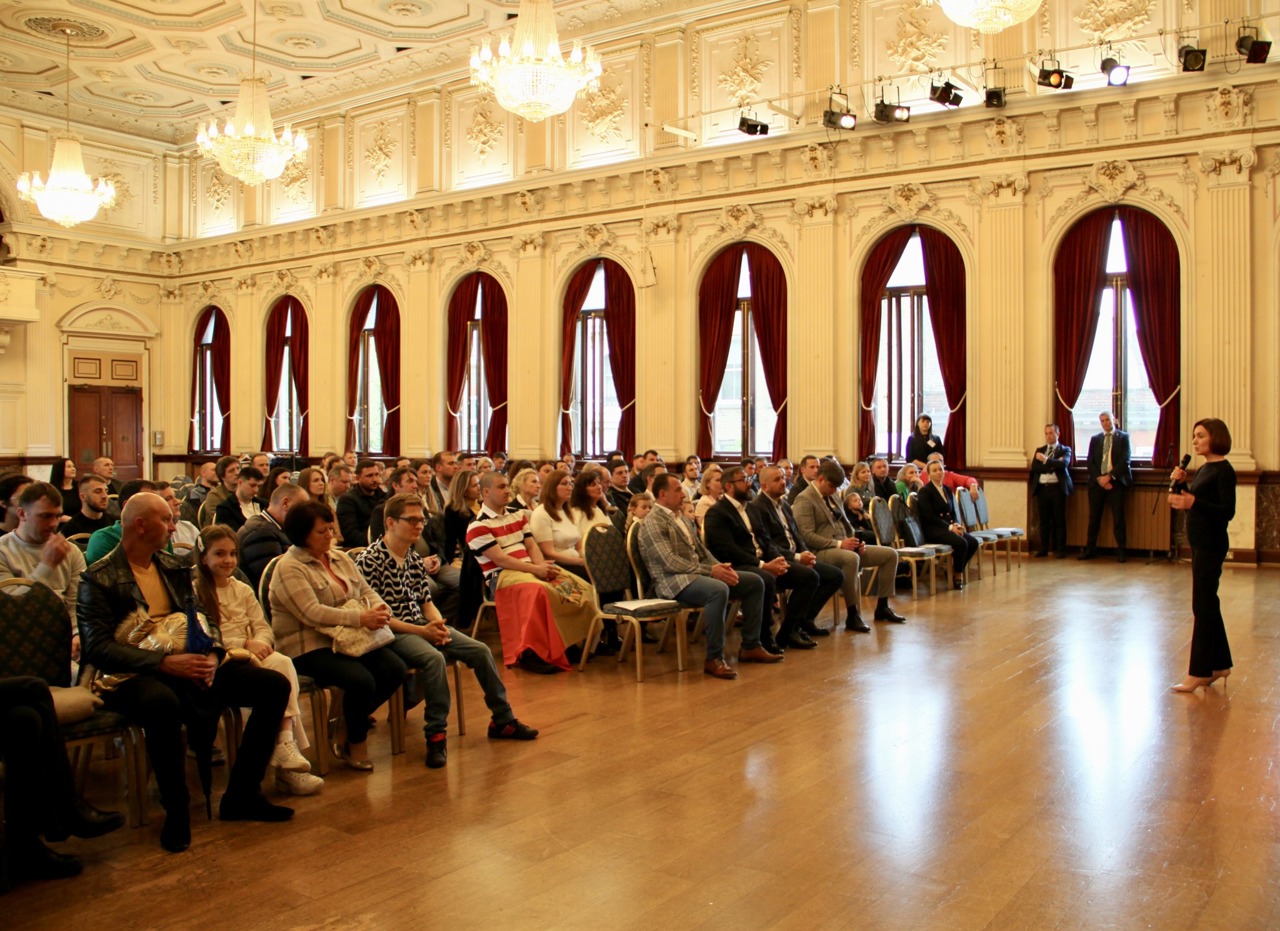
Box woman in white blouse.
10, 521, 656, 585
529, 469, 586, 579
693, 465, 723, 528
568, 470, 612, 537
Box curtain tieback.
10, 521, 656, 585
947, 392, 967, 414
773, 397, 788, 414
619, 398, 636, 411
559, 407, 573, 415
698, 391, 715, 417
298, 409, 309, 421
490, 401, 507, 410
445, 406, 461, 418
384, 405, 401, 415
859, 396, 875, 412
1053, 386, 1074, 410
1157, 384, 1181, 408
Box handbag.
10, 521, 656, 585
318, 599, 395, 657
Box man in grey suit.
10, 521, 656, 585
791, 460, 904, 631
636, 473, 782, 679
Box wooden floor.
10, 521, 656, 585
9, 557, 1280, 930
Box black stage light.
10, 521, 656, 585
1037, 59, 1073, 90
822, 109, 856, 130
985, 87, 1006, 108
1101, 57, 1129, 86
738, 114, 769, 135
872, 101, 910, 123
929, 80, 963, 107
1237, 27, 1271, 63
1179, 45, 1206, 72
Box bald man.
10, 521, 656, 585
78, 493, 294, 854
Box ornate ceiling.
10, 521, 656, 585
0, 0, 691, 143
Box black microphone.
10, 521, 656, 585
1170, 454, 1191, 493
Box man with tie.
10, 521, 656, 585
1029, 423, 1073, 558
749, 466, 847, 641
791, 460, 904, 631
1080, 410, 1133, 562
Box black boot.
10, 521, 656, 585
845, 608, 870, 633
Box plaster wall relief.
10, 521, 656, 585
269, 142, 317, 225
567, 56, 642, 170
876, 0, 949, 75
353, 113, 407, 208
452, 90, 514, 191
699, 17, 790, 141
851, 180, 973, 249
1037, 157, 1192, 238
688, 202, 794, 266
1203, 85, 1252, 131
197, 163, 238, 238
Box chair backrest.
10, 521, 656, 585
888, 493, 907, 524
198, 498, 214, 528
66, 532, 93, 552
973, 486, 992, 526
869, 497, 898, 547
0, 578, 72, 686
582, 523, 634, 599
626, 523, 654, 597
955, 489, 979, 530
259, 553, 284, 622
171, 476, 193, 489
609, 508, 628, 534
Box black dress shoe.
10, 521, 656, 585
874, 606, 906, 623
46, 799, 125, 842
219, 793, 295, 823
425, 735, 447, 769
801, 623, 831, 637
784, 629, 818, 649
10, 841, 82, 881
1115, 549, 1127, 563
845, 614, 871, 633
160, 811, 191, 853
1076, 550, 1096, 561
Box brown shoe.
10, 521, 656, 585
738, 645, 784, 664
704, 658, 737, 679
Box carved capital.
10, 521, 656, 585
977, 173, 1029, 201
792, 196, 838, 221
511, 233, 542, 257
1199, 148, 1256, 178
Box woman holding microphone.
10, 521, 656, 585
1168, 418, 1236, 692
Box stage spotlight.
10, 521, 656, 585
985, 87, 1006, 108
738, 114, 769, 136
1101, 57, 1129, 86
1236, 26, 1271, 63
929, 80, 963, 108
1037, 59, 1073, 90
1178, 44, 1206, 71
873, 101, 910, 123
823, 109, 856, 130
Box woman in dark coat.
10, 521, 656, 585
917, 460, 978, 589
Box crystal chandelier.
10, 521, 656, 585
15, 24, 116, 228
195, 1, 306, 186
934, 0, 1042, 35
469, 0, 602, 122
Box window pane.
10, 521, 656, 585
714, 310, 744, 454
582, 263, 607, 311
1072, 288, 1116, 447
365, 336, 384, 454
886, 233, 926, 288
873, 299, 892, 456
918, 299, 950, 445
459, 319, 489, 452
271, 342, 294, 451
750, 330, 776, 457
736, 252, 751, 300
1104, 216, 1127, 275
1122, 293, 1159, 459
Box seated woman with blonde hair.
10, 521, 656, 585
693, 465, 723, 528
895, 463, 925, 499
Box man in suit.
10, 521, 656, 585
1080, 410, 1132, 562
335, 459, 386, 547
704, 466, 813, 651
424, 450, 459, 515
637, 473, 782, 679
238, 482, 307, 591
1029, 423, 1073, 558
787, 455, 819, 503
792, 460, 904, 631
606, 459, 634, 511
213, 466, 267, 533
629, 450, 662, 494
869, 458, 896, 502
749, 466, 846, 642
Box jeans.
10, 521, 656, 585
675, 572, 765, 661
390, 627, 514, 736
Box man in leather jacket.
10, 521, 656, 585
78, 493, 294, 853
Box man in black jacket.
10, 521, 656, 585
1080, 410, 1133, 562
750, 466, 847, 640
78, 493, 293, 853
238, 482, 306, 591
336, 458, 386, 548
213, 466, 267, 532
1030, 423, 1073, 558
704, 466, 819, 651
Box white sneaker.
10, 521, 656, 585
270, 738, 311, 773
275, 770, 324, 796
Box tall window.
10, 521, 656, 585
446, 272, 507, 454
713, 252, 777, 457
264, 297, 308, 454
872, 233, 948, 459
354, 298, 386, 454
191, 306, 228, 453
457, 298, 490, 453
565, 261, 621, 458
1071, 215, 1159, 460
346, 284, 400, 455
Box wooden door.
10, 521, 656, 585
68, 385, 144, 481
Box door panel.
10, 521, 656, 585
68, 386, 105, 469
67, 385, 144, 480
109, 388, 143, 481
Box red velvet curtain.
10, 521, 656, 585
480, 278, 508, 453
262, 298, 290, 451
345, 287, 378, 452
372, 286, 401, 454
603, 259, 637, 457
559, 262, 599, 456
290, 301, 310, 457
445, 274, 482, 451
1117, 206, 1180, 467
858, 228, 915, 461
697, 246, 746, 459
744, 243, 788, 460
1052, 209, 1113, 455
918, 228, 968, 469
189, 306, 231, 454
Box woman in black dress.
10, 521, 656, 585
1169, 418, 1236, 692
904, 414, 944, 468
49, 458, 80, 517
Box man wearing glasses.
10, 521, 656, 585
355, 493, 537, 769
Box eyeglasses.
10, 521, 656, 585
392, 516, 425, 526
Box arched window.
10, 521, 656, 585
346, 285, 401, 455
559, 258, 637, 458
1054, 207, 1180, 463
263, 296, 309, 455
698, 243, 787, 459
858, 226, 967, 465
190, 306, 230, 454
446, 272, 508, 453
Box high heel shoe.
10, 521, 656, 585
333, 741, 374, 772
1170, 676, 1213, 693
1207, 668, 1232, 686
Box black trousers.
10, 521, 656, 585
1035, 486, 1068, 554
1086, 482, 1127, 550
103, 662, 290, 814
771, 560, 821, 638
737, 567, 782, 649
800, 560, 845, 625
927, 529, 980, 574
292, 646, 406, 745
1188, 547, 1232, 677
0, 677, 77, 842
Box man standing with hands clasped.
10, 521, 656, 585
1080, 410, 1132, 562
1029, 423, 1073, 558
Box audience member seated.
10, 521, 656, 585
324, 464, 352, 546
269, 500, 406, 772
476, 457, 495, 474
925, 452, 980, 501
917, 460, 980, 589
49, 458, 80, 518
792, 460, 905, 631
0, 482, 87, 660
905, 414, 945, 468
628, 450, 662, 494
605, 459, 633, 511
704, 466, 815, 652
239, 482, 307, 591
693, 465, 723, 527
356, 493, 537, 768
680, 459, 701, 499
536, 460, 556, 483
265, 466, 293, 493
249, 453, 271, 476
200, 456, 242, 527
194, 526, 322, 796
787, 455, 820, 503
637, 473, 779, 680
777, 458, 794, 491
425, 451, 459, 515
492, 453, 507, 474
869, 458, 896, 502
158, 484, 200, 550
466, 472, 597, 674
297, 466, 327, 503
0, 676, 124, 889
570, 470, 614, 537
60, 475, 115, 539
845, 462, 874, 511
895, 463, 925, 499
335, 459, 386, 548
625, 491, 654, 534
79, 492, 294, 852
89, 457, 123, 498
368, 466, 418, 544
341, 451, 358, 469
85, 480, 164, 563
443, 470, 481, 568
531, 470, 587, 579
0, 474, 33, 535
214, 466, 267, 533
508, 468, 542, 514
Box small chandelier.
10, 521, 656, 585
195, 0, 306, 186
15, 24, 116, 228
932, 0, 1042, 35
469, 0, 602, 122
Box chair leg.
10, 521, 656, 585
674, 610, 688, 672
630, 621, 644, 682
389, 678, 408, 755
578, 615, 603, 672
306, 688, 330, 776
617, 621, 635, 664
451, 662, 466, 737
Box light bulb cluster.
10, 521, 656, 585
195, 75, 307, 187
16, 134, 117, 228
